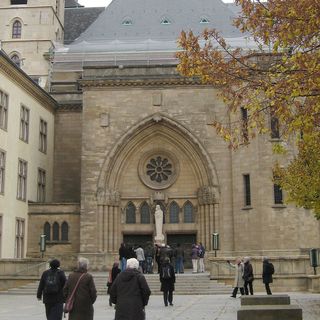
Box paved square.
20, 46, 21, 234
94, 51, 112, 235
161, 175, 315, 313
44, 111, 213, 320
0, 293, 319, 320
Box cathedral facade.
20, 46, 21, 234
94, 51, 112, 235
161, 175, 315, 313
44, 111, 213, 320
1, 1, 319, 288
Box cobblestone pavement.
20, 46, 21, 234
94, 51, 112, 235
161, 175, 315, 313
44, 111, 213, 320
0, 293, 319, 320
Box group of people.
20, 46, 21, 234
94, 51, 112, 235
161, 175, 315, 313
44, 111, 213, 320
228, 256, 275, 298
191, 242, 206, 273
37, 253, 275, 320
37, 257, 97, 320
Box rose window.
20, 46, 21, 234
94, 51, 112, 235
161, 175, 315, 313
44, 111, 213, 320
146, 156, 172, 183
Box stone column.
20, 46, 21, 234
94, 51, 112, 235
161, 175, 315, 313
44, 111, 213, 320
198, 186, 218, 250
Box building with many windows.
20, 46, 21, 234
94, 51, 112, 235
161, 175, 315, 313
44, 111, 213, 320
0, 0, 319, 290
0, 49, 56, 258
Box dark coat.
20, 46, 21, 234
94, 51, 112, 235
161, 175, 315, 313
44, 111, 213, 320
160, 262, 175, 292
243, 261, 254, 282
110, 268, 151, 320
37, 268, 66, 305
262, 260, 274, 284
63, 269, 97, 320
107, 266, 121, 294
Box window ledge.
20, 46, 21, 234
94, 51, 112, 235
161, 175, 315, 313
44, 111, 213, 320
272, 204, 286, 209
47, 241, 70, 245
241, 206, 253, 211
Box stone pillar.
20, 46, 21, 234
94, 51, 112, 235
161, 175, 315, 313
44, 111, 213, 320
198, 186, 218, 251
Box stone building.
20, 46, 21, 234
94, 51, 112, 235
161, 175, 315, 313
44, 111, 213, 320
0, 0, 320, 288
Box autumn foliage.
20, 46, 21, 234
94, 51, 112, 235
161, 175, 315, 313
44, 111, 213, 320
177, 0, 320, 217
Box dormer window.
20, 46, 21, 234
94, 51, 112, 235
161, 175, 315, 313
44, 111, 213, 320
11, 54, 21, 67
161, 17, 171, 25
200, 17, 210, 24
11, 0, 28, 4
122, 18, 133, 26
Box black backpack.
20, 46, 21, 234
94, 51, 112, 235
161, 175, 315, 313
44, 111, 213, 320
270, 263, 275, 275
44, 270, 60, 294
162, 265, 172, 279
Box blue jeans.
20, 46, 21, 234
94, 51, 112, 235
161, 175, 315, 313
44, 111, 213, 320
121, 257, 127, 271
175, 256, 184, 273
146, 257, 153, 273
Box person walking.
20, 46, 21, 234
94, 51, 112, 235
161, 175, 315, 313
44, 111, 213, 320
119, 243, 129, 271
110, 258, 151, 320
63, 257, 97, 320
134, 245, 146, 273
37, 259, 66, 320
144, 243, 155, 274
107, 262, 121, 306
160, 257, 175, 307
262, 257, 274, 295
198, 242, 205, 273
174, 243, 184, 274
191, 244, 199, 273
228, 258, 245, 298
243, 256, 254, 295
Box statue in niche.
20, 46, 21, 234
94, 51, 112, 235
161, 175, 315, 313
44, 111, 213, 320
154, 204, 164, 243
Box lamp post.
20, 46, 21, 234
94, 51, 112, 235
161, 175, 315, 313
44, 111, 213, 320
212, 233, 219, 257
310, 248, 319, 275
39, 234, 46, 258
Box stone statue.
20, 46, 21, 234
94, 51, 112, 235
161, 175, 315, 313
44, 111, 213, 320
154, 204, 164, 242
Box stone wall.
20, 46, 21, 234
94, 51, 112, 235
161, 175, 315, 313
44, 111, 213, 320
53, 110, 82, 202
27, 203, 80, 269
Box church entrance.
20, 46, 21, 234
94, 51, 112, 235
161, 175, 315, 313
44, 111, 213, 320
123, 234, 153, 249
167, 233, 197, 269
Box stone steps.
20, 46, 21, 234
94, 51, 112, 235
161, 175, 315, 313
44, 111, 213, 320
1, 272, 231, 296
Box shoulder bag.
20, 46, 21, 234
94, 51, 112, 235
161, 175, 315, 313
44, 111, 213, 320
64, 273, 86, 314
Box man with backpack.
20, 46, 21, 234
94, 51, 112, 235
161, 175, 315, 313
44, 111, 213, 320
37, 259, 66, 320
159, 257, 175, 307
262, 257, 274, 295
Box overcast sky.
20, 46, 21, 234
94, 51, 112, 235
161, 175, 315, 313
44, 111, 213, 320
78, 0, 234, 8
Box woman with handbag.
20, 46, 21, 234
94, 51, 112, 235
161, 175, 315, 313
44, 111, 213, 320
63, 257, 97, 320
243, 256, 254, 295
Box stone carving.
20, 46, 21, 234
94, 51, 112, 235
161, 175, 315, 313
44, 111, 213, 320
154, 204, 164, 242
198, 186, 216, 205
96, 188, 121, 206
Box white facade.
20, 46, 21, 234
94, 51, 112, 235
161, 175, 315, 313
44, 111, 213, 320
0, 51, 56, 258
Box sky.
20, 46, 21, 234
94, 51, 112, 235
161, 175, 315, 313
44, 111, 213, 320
78, 0, 234, 8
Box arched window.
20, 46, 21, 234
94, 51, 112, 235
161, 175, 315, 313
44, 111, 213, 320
140, 202, 150, 224
183, 201, 194, 223
161, 17, 171, 25
61, 221, 69, 241
43, 222, 51, 241
126, 202, 136, 224
52, 222, 59, 241
122, 17, 133, 25
169, 201, 179, 223
11, 54, 21, 67
12, 20, 22, 39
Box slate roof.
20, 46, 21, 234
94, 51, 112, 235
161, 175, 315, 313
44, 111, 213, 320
64, 7, 105, 44
74, 0, 241, 44
65, 0, 83, 8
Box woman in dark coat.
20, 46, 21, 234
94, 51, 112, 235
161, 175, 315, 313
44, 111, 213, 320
262, 257, 274, 295
63, 257, 97, 320
160, 257, 175, 306
110, 258, 151, 320
243, 256, 254, 295
107, 262, 121, 306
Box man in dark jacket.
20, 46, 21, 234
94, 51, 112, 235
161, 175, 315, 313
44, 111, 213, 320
37, 259, 66, 320
110, 258, 151, 320
160, 257, 175, 306
262, 257, 274, 295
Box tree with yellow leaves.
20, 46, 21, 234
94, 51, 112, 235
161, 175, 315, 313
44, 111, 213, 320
177, 0, 320, 218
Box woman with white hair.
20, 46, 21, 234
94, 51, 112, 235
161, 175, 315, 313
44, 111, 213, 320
227, 257, 245, 298
110, 258, 151, 320
63, 257, 97, 320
